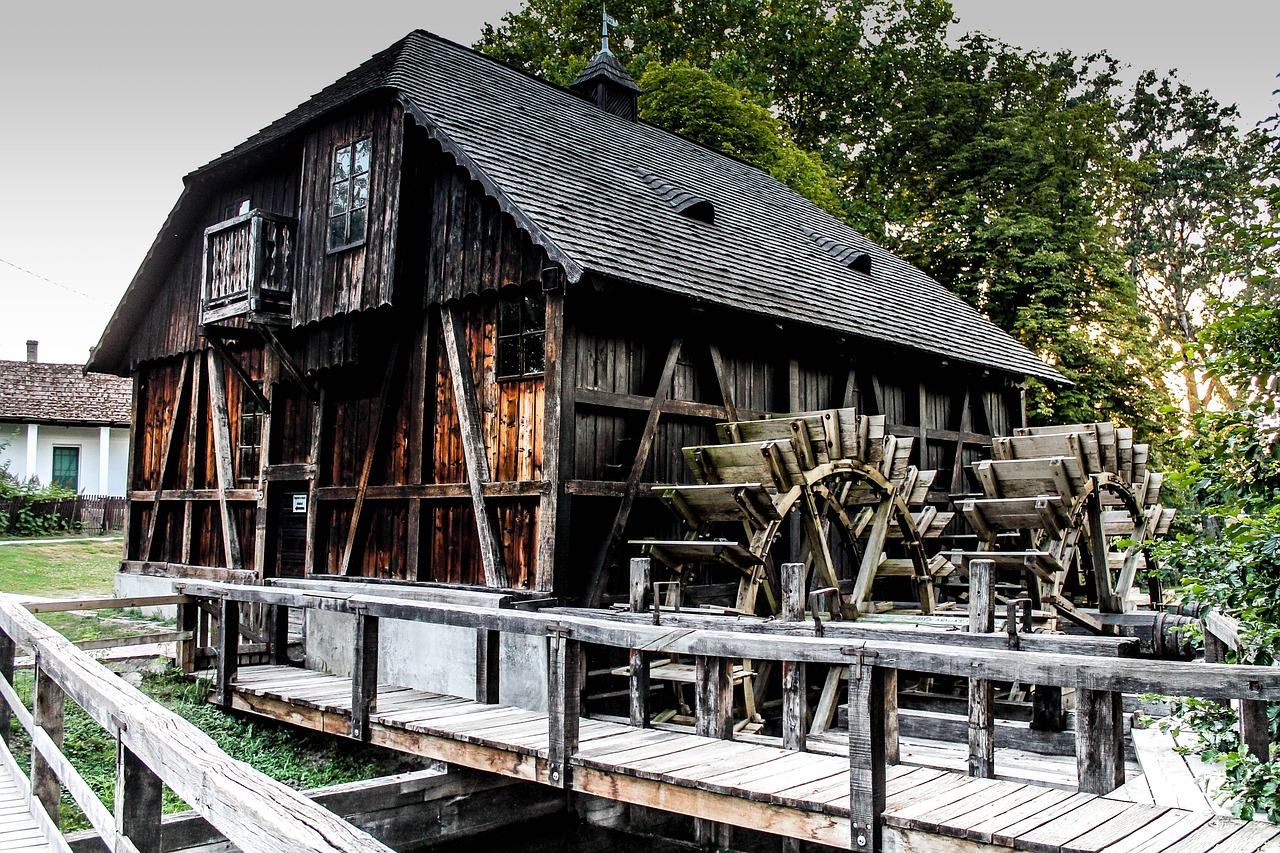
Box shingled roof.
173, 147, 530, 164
90, 30, 1063, 383
0, 361, 131, 426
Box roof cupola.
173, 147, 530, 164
570, 7, 641, 121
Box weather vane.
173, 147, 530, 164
602, 4, 618, 54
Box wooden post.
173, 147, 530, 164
883, 667, 900, 766
207, 350, 244, 571
476, 629, 501, 705
1075, 687, 1124, 794
547, 629, 582, 789
695, 656, 734, 740
270, 604, 290, 666
32, 663, 65, 827
629, 557, 651, 613
1240, 699, 1270, 763
0, 631, 13, 744
847, 657, 886, 852
968, 558, 995, 778
176, 601, 198, 674
215, 598, 240, 708
781, 562, 806, 751
351, 610, 379, 740
116, 741, 163, 853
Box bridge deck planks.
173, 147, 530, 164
0, 761, 58, 853
226, 664, 1278, 853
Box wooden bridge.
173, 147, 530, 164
3, 578, 1279, 852
162, 572, 1280, 853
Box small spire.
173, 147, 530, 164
601, 4, 617, 54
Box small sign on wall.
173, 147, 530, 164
291, 493, 308, 514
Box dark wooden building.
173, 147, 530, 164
88, 31, 1061, 605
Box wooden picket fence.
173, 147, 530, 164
0, 494, 126, 536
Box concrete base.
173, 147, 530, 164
303, 583, 549, 712
114, 571, 181, 619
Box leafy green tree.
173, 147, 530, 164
637, 63, 841, 211
1118, 71, 1265, 416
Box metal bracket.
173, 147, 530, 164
650, 581, 682, 625
809, 587, 841, 637
1006, 598, 1033, 650
840, 645, 880, 680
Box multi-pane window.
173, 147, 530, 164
328, 137, 371, 251
51, 446, 79, 492
497, 290, 547, 379
238, 384, 265, 485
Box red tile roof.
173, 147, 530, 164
0, 360, 131, 426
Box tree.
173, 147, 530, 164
1118, 70, 1265, 416
636, 63, 842, 212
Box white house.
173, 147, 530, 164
0, 341, 131, 496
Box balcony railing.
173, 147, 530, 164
201, 209, 296, 326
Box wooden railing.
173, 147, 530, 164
1204, 608, 1272, 761
173, 561, 1280, 853
0, 593, 394, 853
201, 209, 295, 325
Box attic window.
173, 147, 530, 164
638, 169, 715, 224
328, 137, 371, 252
802, 226, 872, 275
497, 289, 546, 379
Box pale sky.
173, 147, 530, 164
1, 1, 1275, 366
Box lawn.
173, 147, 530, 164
0, 538, 123, 597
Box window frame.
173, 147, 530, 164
495, 288, 548, 381
237, 382, 266, 486
326, 136, 373, 254
50, 445, 80, 493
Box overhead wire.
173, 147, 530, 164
0, 256, 113, 305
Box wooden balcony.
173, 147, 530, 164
201, 209, 296, 326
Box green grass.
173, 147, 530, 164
7, 667, 422, 832
0, 539, 123, 597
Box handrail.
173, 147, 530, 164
0, 593, 394, 853
174, 578, 1280, 699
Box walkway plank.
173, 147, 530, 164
226, 664, 1280, 853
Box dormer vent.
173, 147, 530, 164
803, 227, 872, 275
639, 169, 715, 224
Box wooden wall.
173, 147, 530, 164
293, 100, 404, 326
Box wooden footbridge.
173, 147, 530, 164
136, 573, 1276, 853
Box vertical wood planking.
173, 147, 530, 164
695, 655, 734, 740
32, 664, 65, 826
547, 630, 582, 789
442, 303, 508, 587
207, 350, 244, 570
968, 558, 995, 778
847, 661, 886, 852
351, 610, 379, 740
1075, 687, 1125, 794
116, 742, 164, 853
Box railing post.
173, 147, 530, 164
270, 603, 291, 666
215, 597, 240, 708
968, 559, 995, 778
781, 562, 807, 751
1240, 698, 1270, 763
176, 601, 198, 674
547, 627, 582, 790
847, 653, 886, 853
1075, 687, 1124, 794
0, 630, 13, 744
32, 661, 65, 827
695, 656, 734, 740
476, 628, 501, 705
116, 740, 163, 853
629, 558, 651, 727
351, 608, 379, 740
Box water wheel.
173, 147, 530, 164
634, 407, 948, 619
